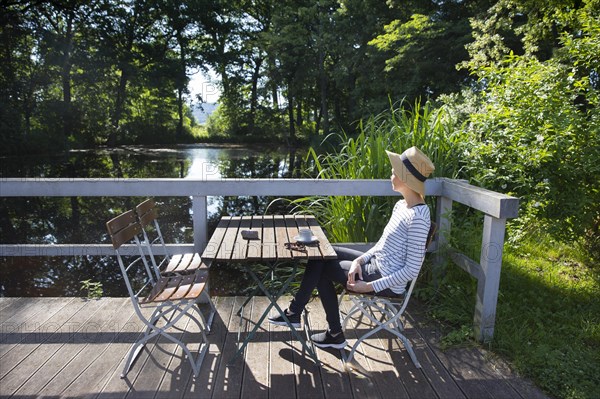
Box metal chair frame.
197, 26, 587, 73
340, 222, 437, 369
135, 198, 215, 330
106, 210, 211, 378
342, 277, 421, 367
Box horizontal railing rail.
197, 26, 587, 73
0, 177, 518, 342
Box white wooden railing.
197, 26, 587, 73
0, 177, 518, 342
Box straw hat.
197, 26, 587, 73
386, 146, 435, 196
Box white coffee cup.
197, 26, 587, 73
298, 229, 314, 242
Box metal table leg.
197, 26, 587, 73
228, 261, 319, 365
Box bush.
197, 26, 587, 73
462, 12, 600, 252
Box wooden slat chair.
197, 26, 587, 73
340, 222, 438, 369
135, 198, 209, 274
106, 210, 211, 378
135, 199, 215, 330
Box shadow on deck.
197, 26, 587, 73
0, 297, 548, 399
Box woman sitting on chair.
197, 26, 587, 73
269, 146, 435, 349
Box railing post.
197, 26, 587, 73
433, 195, 453, 284
474, 214, 507, 342
192, 196, 207, 254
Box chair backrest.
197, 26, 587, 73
135, 198, 172, 271
106, 210, 160, 301
426, 221, 437, 251
136, 198, 160, 228
106, 210, 141, 250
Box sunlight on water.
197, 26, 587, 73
183, 147, 224, 179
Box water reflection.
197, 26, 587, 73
0, 144, 306, 297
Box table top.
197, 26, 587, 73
201, 215, 337, 262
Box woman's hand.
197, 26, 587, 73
347, 258, 363, 284
346, 280, 374, 293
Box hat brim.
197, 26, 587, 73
386, 150, 426, 196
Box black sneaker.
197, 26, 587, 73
310, 330, 347, 349
268, 309, 301, 328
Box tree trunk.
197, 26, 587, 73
176, 30, 186, 140
249, 57, 263, 134
61, 14, 74, 144
70, 196, 80, 237
319, 49, 329, 135
287, 90, 296, 145
177, 86, 184, 139
107, 69, 129, 147
107, 4, 139, 147
315, 107, 322, 136
296, 100, 302, 128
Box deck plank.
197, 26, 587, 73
0, 298, 107, 396
267, 295, 300, 399
241, 296, 270, 398
149, 301, 216, 399
0, 297, 550, 399
123, 304, 195, 399
94, 305, 164, 399
203, 295, 247, 398
409, 309, 509, 399
17, 298, 130, 397
1, 297, 74, 355
284, 304, 325, 399
58, 305, 144, 398
370, 306, 440, 399
0, 296, 21, 310
0, 296, 53, 332
400, 312, 466, 399
340, 299, 410, 399
183, 296, 234, 398
0, 298, 91, 379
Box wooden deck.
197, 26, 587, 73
0, 297, 547, 399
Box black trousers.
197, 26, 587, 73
288, 246, 399, 333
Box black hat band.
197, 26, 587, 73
401, 153, 427, 182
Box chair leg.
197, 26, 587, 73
343, 297, 422, 369
397, 332, 421, 368
121, 338, 150, 378
198, 291, 216, 331
342, 299, 371, 331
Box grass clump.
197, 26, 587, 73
296, 99, 465, 242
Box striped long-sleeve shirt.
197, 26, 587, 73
357, 200, 431, 294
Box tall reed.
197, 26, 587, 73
293, 99, 465, 243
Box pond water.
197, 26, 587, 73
0, 144, 308, 297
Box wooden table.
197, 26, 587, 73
201, 215, 337, 364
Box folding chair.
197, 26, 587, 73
340, 222, 437, 368
135, 199, 215, 330
106, 210, 211, 378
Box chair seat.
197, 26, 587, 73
345, 290, 404, 300
141, 269, 209, 304
162, 253, 209, 274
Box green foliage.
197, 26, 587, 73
462, 10, 600, 245
80, 279, 103, 299
440, 325, 474, 349
369, 13, 472, 98
462, 0, 591, 69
